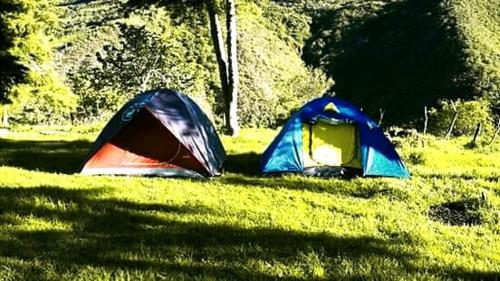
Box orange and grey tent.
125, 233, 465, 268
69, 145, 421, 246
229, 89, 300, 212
81, 89, 226, 178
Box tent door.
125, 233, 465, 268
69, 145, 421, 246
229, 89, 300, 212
302, 121, 362, 169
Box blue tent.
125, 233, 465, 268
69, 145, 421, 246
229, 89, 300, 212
260, 96, 410, 178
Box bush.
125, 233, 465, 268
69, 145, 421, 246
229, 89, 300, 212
1, 0, 77, 125
428, 99, 494, 137
9, 70, 77, 124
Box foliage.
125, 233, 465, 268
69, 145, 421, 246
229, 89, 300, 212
428, 99, 494, 137
261, 1, 311, 48
1, 0, 76, 123
62, 1, 331, 127
0, 1, 26, 104
238, 3, 332, 127
0, 0, 498, 129
70, 18, 214, 120
259, 0, 500, 127
0, 127, 499, 280
262, 0, 498, 125
298, 0, 478, 124
452, 0, 500, 112
8, 70, 77, 125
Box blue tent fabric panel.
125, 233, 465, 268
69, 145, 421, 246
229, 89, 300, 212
361, 128, 410, 178
260, 114, 304, 173
177, 93, 226, 174
146, 90, 226, 176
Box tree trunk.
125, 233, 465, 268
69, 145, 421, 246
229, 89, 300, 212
226, 0, 240, 137
206, 0, 230, 123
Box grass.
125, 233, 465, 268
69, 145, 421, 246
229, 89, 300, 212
0, 127, 499, 280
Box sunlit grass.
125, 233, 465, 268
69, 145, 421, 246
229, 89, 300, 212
0, 128, 499, 280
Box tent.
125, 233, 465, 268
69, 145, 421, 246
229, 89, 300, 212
81, 89, 226, 178
260, 96, 410, 178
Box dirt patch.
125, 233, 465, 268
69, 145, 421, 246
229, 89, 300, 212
429, 199, 483, 226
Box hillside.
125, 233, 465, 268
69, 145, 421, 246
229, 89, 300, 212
49, 0, 330, 127
0, 2, 499, 279
452, 0, 500, 109
270, 0, 500, 124
0, 0, 498, 128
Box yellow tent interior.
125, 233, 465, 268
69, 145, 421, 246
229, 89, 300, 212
302, 120, 362, 169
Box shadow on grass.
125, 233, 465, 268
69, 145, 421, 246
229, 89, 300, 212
0, 186, 497, 279
0, 141, 262, 177
0, 139, 92, 174
224, 153, 349, 193
0, 139, 408, 200
222, 153, 409, 199
0, 185, 408, 280
219, 174, 409, 200
224, 152, 261, 176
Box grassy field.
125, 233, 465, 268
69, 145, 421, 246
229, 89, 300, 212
0, 127, 499, 280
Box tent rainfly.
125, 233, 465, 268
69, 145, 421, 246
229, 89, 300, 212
81, 89, 226, 178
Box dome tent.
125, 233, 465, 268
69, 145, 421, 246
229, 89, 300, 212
81, 89, 226, 178
260, 96, 410, 178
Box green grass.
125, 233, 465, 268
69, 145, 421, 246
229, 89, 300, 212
0, 128, 499, 280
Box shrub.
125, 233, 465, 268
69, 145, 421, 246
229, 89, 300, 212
428, 99, 494, 137
9, 70, 77, 124
452, 0, 500, 110
2, 0, 77, 124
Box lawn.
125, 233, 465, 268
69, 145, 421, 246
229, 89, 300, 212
0, 127, 499, 280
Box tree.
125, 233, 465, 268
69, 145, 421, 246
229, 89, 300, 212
205, 0, 240, 136
0, 0, 26, 126
71, 23, 207, 119
225, 0, 240, 136
125, 0, 240, 135
1, 0, 76, 124
206, 0, 229, 125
